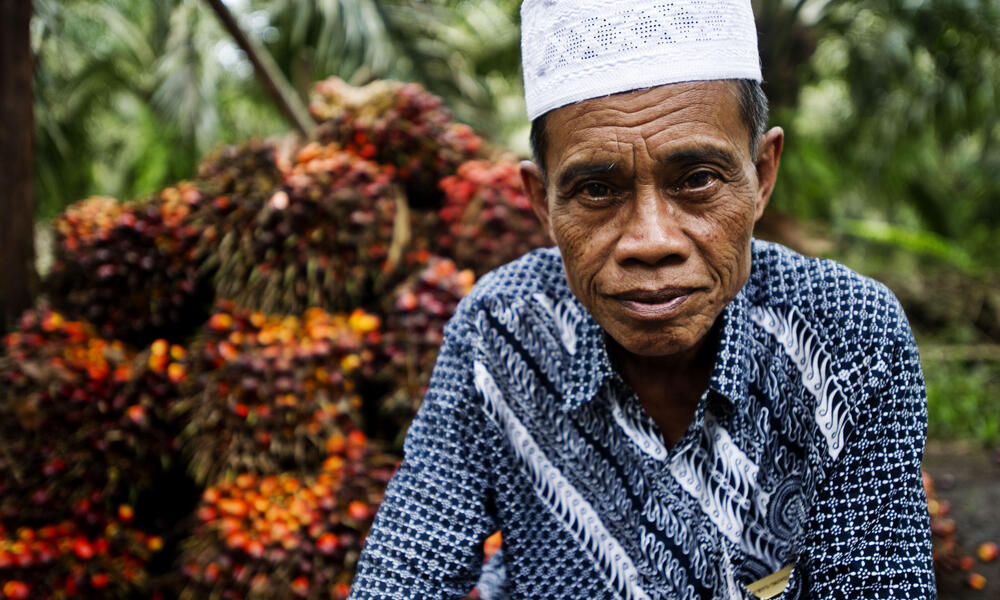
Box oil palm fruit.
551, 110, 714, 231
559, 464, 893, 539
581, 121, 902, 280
208, 144, 403, 315
179, 435, 395, 600
46, 185, 209, 344
0, 514, 160, 599
180, 302, 381, 484
310, 77, 483, 207
375, 258, 474, 439
437, 159, 551, 276
0, 309, 188, 523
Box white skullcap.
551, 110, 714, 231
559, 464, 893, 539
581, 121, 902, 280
521, 0, 762, 120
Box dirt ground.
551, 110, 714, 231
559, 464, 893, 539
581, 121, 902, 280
922, 440, 1000, 599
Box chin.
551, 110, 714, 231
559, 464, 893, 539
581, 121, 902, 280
606, 321, 705, 359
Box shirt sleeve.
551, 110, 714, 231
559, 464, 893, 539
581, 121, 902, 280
776, 312, 934, 599
350, 315, 500, 599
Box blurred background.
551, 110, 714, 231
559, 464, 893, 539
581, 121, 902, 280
0, 0, 998, 598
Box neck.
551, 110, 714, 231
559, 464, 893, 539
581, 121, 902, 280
607, 323, 718, 388
606, 324, 720, 447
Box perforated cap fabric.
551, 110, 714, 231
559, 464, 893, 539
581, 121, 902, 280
521, 0, 763, 120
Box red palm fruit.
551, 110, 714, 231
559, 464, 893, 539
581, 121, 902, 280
209, 313, 234, 332
316, 532, 339, 554
226, 531, 249, 551
2, 581, 30, 600
347, 501, 369, 521
291, 576, 309, 596
978, 541, 998, 562
484, 531, 502, 561
167, 362, 187, 383
246, 539, 264, 558
959, 555, 976, 571
218, 498, 249, 518
72, 537, 95, 560
90, 572, 110, 589
197, 505, 217, 523
117, 504, 134, 523
967, 573, 987, 590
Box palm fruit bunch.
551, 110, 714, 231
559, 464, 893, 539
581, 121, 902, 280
196, 138, 289, 203
0, 309, 188, 523
376, 258, 475, 438
209, 143, 402, 315
310, 77, 483, 206
178, 433, 396, 600
191, 139, 289, 285
436, 159, 551, 276
46, 184, 209, 344
180, 302, 382, 484
0, 513, 163, 599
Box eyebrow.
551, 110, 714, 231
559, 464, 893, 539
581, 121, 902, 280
556, 161, 620, 189
555, 145, 741, 190
660, 145, 739, 168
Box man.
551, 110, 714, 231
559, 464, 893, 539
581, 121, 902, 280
350, 0, 934, 598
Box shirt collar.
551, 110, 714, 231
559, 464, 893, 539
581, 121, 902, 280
560, 294, 617, 412
707, 287, 753, 412
558, 282, 755, 414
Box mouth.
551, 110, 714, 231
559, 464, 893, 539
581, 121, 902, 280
608, 287, 694, 319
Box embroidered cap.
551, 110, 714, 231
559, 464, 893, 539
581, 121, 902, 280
521, 0, 763, 120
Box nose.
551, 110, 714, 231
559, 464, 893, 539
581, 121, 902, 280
613, 187, 691, 266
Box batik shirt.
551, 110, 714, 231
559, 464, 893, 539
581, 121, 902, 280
350, 240, 934, 599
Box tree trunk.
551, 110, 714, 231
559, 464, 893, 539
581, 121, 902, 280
0, 0, 37, 334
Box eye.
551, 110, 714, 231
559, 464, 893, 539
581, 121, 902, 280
571, 180, 619, 206
679, 170, 719, 191
580, 181, 613, 198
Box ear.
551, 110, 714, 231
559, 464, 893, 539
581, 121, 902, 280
753, 126, 784, 221
519, 160, 554, 240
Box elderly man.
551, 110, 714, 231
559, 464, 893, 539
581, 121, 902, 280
350, 0, 934, 598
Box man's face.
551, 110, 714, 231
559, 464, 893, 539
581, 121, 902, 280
522, 81, 782, 361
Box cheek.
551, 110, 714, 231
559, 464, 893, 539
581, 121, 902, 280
549, 206, 615, 281
690, 194, 756, 285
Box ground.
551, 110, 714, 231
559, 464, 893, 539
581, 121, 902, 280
923, 440, 1000, 599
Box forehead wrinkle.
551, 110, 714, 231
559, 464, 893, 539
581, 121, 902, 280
556, 134, 634, 169
588, 83, 717, 117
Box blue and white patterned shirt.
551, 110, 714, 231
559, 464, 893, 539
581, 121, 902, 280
351, 240, 934, 599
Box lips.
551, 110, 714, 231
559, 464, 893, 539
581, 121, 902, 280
608, 287, 694, 319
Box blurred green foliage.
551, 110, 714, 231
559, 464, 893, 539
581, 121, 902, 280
770, 0, 1000, 268
924, 360, 1000, 446
31, 0, 526, 218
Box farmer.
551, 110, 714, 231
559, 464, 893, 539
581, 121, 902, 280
350, 0, 934, 598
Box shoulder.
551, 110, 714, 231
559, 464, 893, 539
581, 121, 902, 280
448, 247, 571, 327
466, 247, 569, 304
746, 239, 915, 360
